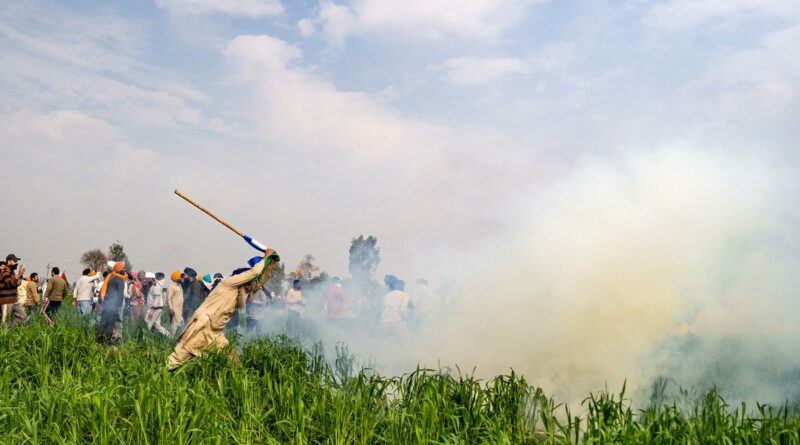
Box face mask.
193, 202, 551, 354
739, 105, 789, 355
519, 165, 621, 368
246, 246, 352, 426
9, 263, 17, 271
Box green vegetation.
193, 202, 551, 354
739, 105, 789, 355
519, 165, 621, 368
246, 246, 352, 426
2, 310, 800, 444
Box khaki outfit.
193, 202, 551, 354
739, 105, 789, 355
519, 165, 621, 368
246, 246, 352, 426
25, 280, 39, 306
168, 257, 276, 370
166, 282, 184, 335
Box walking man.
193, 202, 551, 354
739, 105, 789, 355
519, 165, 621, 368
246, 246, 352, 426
0, 254, 25, 310
145, 272, 171, 337
166, 271, 184, 335
43, 267, 68, 317
74, 269, 101, 315
97, 262, 128, 343
285, 279, 305, 334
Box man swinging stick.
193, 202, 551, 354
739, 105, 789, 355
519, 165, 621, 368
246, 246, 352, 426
168, 190, 281, 370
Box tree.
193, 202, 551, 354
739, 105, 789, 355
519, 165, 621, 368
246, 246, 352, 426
107, 241, 132, 273
80, 249, 107, 272
296, 254, 320, 282
348, 235, 380, 283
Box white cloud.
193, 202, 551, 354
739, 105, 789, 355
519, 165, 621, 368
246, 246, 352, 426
443, 56, 528, 85
156, 0, 284, 17
644, 0, 800, 31
297, 18, 316, 37
219, 34, 531, 272
223, 34, 453, 164
441, 43, 576, 86
685, 25, 800, 119
311, 0, 544, 45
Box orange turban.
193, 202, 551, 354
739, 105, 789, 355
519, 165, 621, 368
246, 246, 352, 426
171, 271, 182, 282
113, 261, 125, 273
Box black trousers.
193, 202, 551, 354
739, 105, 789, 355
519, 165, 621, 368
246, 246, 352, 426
45, 300, 62, 316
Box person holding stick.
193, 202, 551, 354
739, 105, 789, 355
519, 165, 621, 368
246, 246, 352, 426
167, 250, 280, 370
168, 189, 281, 369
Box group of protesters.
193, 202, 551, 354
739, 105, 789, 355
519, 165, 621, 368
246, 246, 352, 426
0, 249, 440, 369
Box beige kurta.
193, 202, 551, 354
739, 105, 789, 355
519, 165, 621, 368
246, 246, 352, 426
167, 258, 274, 370
166, 282, 184, 334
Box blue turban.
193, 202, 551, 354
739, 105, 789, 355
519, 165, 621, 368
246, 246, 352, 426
247, 256, 263, 268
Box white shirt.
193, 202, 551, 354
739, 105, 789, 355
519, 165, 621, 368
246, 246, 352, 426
148, 280, 164, 308
74, 275, 101, 302
380, 290, 409, 324
286, 288, 304, 313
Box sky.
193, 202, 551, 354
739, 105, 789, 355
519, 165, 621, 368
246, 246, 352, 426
1, 0, 797, 280
2, 0, 800, 397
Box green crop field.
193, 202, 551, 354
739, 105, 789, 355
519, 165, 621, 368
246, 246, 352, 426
2, 309, 800, 444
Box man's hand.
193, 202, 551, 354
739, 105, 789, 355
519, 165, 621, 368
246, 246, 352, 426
169, 309, 175, 316
18, 265, 25, 278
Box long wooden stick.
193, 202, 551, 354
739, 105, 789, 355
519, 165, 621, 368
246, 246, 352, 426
174, 190, 244, 237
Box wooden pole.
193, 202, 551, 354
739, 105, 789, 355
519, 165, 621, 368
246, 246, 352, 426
174, 190, 245, 237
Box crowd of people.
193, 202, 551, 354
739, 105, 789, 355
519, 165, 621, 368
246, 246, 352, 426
0, 251, 442, 368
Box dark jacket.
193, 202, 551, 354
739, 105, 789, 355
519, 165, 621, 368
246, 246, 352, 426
182, 280, 205, 321
97, 274, 126, 342
0, 265, 21, 305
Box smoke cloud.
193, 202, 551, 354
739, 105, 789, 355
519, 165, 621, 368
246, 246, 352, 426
264, 145, 800, 404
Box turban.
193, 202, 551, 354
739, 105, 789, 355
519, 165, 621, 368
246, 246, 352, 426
247, 256, 263, 268
201, 274, 213, 290
106, 261, 116, 269
145, 272, 156, 280
113, 262, 126, 273
213, 273, 223, 280
183, 267, 197, 278
155, 272, 165, 280
171, 271, 182, 282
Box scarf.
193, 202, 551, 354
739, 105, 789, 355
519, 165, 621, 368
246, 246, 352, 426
100, 272, 129, 299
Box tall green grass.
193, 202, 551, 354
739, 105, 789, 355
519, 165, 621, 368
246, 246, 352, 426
1, 309, 799, 444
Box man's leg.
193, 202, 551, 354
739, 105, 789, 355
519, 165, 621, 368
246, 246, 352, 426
46, 300, 61, 316
7, 303, 27, 328
167, 344, 195, 370
78, 301, 92, 315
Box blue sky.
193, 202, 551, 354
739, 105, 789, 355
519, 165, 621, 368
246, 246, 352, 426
1, 0, 798, 283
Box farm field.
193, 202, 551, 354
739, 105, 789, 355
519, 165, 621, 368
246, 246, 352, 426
2, 310, 800, 444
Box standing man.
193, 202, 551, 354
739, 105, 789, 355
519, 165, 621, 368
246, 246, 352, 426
0, 254, 25, 310
43, 267, 68, 317
380, 276, 410, 335
97, 262, 128, 343
129, 271, 146, 327
145, 272, 171, 337
8, 273, 31, 328
285, 279, 305, 334
246, 287, 269, 336
25, 273, 40, 311
166, 271, 184, 335
73, 269, 101, 315
167, 250, 280, 370
181, 267, 202, 321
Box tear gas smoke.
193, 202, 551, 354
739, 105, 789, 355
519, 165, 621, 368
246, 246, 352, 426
250, 145, 800, 405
